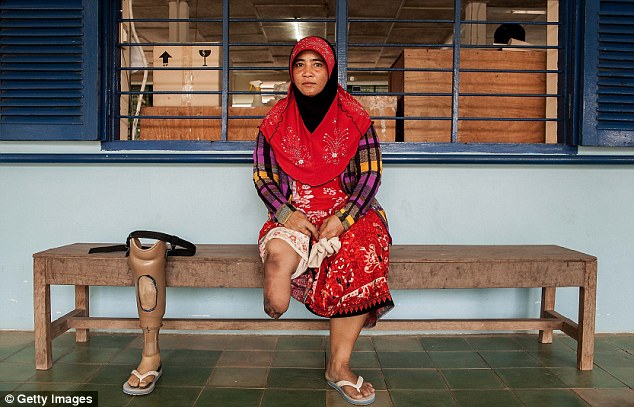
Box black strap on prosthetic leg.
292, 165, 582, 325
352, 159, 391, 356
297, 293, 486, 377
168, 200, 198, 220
88, 230, 196, 257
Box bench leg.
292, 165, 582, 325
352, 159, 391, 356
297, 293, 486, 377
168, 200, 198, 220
33, 259, 53, 370
577, 285, 596, 370
539, 287, 556, 344
75, 285, 90, 343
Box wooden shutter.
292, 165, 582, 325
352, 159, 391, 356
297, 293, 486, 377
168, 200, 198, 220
582, 0, 634, 146
0, 0, 99, 140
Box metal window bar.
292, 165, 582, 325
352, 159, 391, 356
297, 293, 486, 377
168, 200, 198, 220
346, 0, 562, 144
114, 0, 563, 145
115, 0, 335, 141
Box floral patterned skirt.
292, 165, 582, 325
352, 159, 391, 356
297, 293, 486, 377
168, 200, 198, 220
258, 210, 393, 328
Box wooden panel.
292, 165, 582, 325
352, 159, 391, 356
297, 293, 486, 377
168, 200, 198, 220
388, 245, 597, 262
389, 51, 405, 96
139, 106, 271, 141
140, 97, 396, 142
36, 243, 597, 263
152, 45, 222, 107
355, 95, 397, 142
227, 97, 396, 142
390, 48, 547, 143
139, 106, 221, 141
388, 262, 588, 289
48, 257, 132, 286
226, 107, 271, 141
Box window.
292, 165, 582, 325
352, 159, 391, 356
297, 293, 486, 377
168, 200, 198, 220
347, 0, 561, 146
116, 0, 335, 146
1, 0, 633, 158
112, 0, 564, 150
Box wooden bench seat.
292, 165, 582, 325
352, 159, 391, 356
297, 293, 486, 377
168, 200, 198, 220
33, 244, 597, 370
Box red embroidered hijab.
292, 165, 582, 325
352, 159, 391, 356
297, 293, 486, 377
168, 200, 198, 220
259, 36, 372, 186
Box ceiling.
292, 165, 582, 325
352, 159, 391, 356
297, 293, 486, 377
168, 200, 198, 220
126, 0, 549, 78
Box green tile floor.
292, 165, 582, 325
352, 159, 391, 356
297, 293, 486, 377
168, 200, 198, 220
1, 332, 633, 406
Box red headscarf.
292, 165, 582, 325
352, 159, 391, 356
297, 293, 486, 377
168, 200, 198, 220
259, 36, 372, 186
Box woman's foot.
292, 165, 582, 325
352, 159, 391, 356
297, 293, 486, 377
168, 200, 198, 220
326, 362, 375, 401
126, 353, 161, 389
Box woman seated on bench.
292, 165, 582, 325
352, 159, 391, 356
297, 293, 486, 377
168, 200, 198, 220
253, 36, 394, 406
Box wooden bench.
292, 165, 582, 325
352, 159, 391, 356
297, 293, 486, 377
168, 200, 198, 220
33, 244, 597, 371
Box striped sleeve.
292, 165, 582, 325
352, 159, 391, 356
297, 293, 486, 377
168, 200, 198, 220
335, 126, 383, 230
253, 131, 295, 223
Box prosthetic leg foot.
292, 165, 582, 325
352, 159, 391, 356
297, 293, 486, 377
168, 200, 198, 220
123, 238, 167, 396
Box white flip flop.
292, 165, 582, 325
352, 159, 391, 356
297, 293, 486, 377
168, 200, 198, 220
122, 365, 163, 396
327, 376, 376, 406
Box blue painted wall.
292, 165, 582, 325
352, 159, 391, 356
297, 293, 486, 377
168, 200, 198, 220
1, 146, 633, 332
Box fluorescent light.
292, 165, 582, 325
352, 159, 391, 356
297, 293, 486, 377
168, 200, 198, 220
510, 10, 546, 15
294, 21, 301, 41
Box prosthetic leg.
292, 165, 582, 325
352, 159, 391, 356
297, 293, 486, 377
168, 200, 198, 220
122, 238, 167, 396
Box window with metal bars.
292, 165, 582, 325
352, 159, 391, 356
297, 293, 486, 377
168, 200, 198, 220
2, 0, 632, 156
110, 0, 567, 151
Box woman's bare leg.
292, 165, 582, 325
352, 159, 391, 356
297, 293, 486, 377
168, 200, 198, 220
262, 239, 301, 318
326, 314, 375, 400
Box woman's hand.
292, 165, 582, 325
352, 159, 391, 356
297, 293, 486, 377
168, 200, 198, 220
284, 211, 318, 240
318, 215, 344, 240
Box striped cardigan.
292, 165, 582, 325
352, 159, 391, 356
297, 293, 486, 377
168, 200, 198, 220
253, 124, 388, 232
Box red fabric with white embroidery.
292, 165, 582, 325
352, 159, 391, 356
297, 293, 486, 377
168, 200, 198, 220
258, 177, 393, 327
258, 36, 372, 187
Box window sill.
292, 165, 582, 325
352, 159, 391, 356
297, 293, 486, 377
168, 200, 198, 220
1, 141, 634, 164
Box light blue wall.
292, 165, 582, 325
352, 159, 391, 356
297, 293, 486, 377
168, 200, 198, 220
1, 155, 633, 332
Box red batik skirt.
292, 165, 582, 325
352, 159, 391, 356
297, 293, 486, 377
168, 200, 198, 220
258, 179, 393, 328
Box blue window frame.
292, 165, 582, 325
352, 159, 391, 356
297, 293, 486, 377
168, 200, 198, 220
106, 0, 576, 154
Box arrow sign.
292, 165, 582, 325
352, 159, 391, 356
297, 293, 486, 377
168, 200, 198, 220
159, 51, 172, 66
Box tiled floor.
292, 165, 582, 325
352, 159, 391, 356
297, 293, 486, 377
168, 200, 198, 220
0, 332, 633, 406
